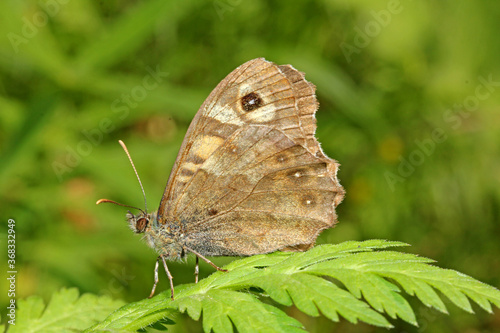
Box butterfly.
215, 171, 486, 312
97, 58, 344, 300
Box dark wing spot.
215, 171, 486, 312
286, 168, 310, 185
208, 208, 218, 216
226, 143, 238, 154
301, 194, 316, 208
276, 153, 287, 164
241, 92, 263, 112
190, 154, 206, 165
180, 168, 195, 177
287, 168, 305, 179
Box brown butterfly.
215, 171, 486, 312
97, 58, 344, 300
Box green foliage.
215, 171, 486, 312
1, 1, 500, 332
3, 288, 124, 333
16, 240, 491, 333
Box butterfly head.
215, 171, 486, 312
126, 210, 184, 259
96, 140, 186, 258
126, 210, 157, 234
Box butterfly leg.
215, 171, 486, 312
185, 246, 228, 273
148, 256, 161, 299
148, 255, 175, 300
160, 255, 175, 300
195, 256, 199, 284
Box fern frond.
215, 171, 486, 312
6, 240, 500, 333
86, 240, 500, 332
4, 288, 123, 333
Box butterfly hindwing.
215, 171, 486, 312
171, 125, 342, 255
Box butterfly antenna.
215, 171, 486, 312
96, 198, 143, 212
118, 140, 148, 213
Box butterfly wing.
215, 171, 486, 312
174, 125, 344, 255
157, 58, 344, 254
158, 58, 322, 221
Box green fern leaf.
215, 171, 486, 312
87, 240, 500, 332
179, 290, 304, 333
86, 292, 177, 332
12, 240, 500, 332
3, 288, 123, 333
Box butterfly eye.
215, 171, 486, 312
135, 217, 148, 233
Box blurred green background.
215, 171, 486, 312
1, 0, 500, 332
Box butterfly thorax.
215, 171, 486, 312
126, 211, 185, 260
